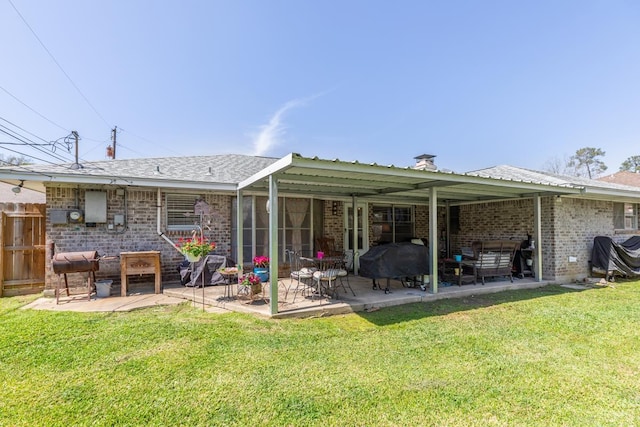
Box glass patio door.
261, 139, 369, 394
344, 203, 368, 271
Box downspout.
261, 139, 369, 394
157, 188, 181, 253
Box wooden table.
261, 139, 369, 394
440, 258, 475, 286
120, 251, 161, 297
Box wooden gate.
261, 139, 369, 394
0, 203, 46, 296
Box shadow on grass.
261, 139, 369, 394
357, 284, 598, 326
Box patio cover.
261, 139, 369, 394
238, 153, 586, 315
238, 154, 583, 205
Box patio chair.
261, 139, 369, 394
334, 252, 356, 296
312, 263, 340, 299
284, 250, 318, 303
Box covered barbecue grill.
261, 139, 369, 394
591, 235, 640, 281
52, 251, 100, 303
359, 242, 430, 293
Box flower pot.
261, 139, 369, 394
185, 253, 201, 263
95, 279, 113, 298
253, 267, 269, 282
251, 283, 262, 296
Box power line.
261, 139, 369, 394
0, 141, 67, 166
0, 158, 54, 179
0, 85, 70, 133
0, 127, 72, 163
7, 0, 112, 129
118, 128, 184, 156
1, 85, 109, 144
0, 115, 107, 166
0, 115, 51, 144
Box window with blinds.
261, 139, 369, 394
166, 193, 201, 230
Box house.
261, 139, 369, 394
1, 153, 639, 314
598, 171, 640, 188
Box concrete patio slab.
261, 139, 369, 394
21, 285, 204, 313
20, 275, 551, 317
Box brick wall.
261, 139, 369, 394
451, 196, 639, 282
453, 198, 535, 274
45, 185, 233, 292
44, 185, 637, 290
322, 200, 343, 250
549, 197, 639, 282
414, 205, 430, 240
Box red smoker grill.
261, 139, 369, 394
52, 251, 100, 304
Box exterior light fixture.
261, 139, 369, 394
12, 180, 24, 194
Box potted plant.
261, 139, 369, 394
178, 236, 215, 262
238, 272, 262, 296
253, 256, 270, 282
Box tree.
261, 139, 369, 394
567, 147, 607, 179
620, 155, 640, 172
0, 154, 31, 165
542, 154, 577, 176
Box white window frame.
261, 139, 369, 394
614, 202, 638, 230
166, 193, 202, 231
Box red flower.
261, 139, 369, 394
253, 256, 270, 268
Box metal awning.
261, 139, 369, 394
238, 153, 585, 203
238, 154, 586, 315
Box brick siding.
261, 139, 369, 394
45, 186, 232, 292
44, 185, 635, 292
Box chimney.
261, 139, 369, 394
413, 154, 437, 171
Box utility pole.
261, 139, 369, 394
111, 126, 117, 159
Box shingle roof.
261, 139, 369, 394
598, 171, 640, 188
469, 165, 640, 194
0, 154, 279, 186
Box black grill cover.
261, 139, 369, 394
591, 236, 640, 277
359, 242, 430, 279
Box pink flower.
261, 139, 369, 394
253, 256, 269, 268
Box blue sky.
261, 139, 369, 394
1, 0, 639, 174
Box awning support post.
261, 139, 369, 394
429, 187, 439, 293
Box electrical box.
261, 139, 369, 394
50, 209, 68, 224
114, 214, 125, 226
85, 191, 107, 223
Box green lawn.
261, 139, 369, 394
1, 282, 639, 426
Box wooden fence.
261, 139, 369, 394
0, 203, 46, 296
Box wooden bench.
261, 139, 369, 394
466, 240, 519, 285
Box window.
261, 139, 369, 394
371, 205, 414, 243
614, 202, 638, 230
166, 193, 202, 231
231, 196, 313, 264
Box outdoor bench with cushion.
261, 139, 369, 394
463, 240, 520, 285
